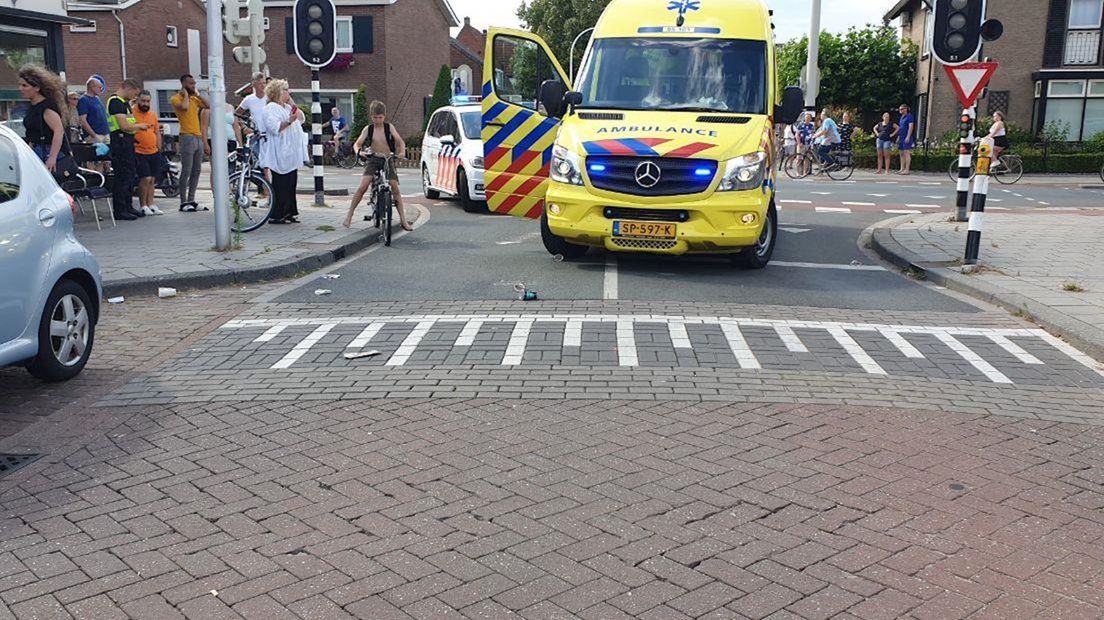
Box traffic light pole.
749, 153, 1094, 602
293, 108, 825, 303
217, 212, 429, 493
207, 0, 232, 250
311, 68, 325, 207
955, 106, 975, 223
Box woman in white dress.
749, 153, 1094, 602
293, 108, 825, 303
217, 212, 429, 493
259, 79, 304, 224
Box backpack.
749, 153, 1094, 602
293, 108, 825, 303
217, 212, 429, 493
367, 123, 397, 154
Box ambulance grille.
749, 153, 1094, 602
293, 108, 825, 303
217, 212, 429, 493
579, 112, 624, 120
696, 115, 751, 124
586, 156, 717, 196
612, 238, 678, 251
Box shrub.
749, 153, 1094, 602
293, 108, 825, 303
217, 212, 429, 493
427, 65, 453, 128
1083, 131, 1104, 153
351, 84, 369, 141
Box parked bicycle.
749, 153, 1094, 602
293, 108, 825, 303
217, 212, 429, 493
784, 148, 854, 181
946, 140, 1024, 184
324, 140, 358, 169
227, 114, 274, 233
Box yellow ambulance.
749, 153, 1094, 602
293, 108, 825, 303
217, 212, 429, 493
481, 0, 802, 268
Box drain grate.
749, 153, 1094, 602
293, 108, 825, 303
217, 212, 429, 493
0, 454, 43, 479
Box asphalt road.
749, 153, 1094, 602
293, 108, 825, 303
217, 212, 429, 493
276, 169, 982, 312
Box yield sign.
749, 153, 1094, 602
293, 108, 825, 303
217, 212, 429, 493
944, 62, 999, 109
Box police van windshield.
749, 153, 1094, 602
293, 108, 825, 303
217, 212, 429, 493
460, 111, 481, 140
576, 38, 767, 115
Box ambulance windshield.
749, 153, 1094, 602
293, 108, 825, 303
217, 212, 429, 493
575, 38, 767, 115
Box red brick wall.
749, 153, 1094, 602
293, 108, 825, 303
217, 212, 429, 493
62, 0, 207, 91
384, 0, 451, 135
456, 20, 485, 60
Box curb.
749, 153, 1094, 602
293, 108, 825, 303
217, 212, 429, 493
102, 211, 420, 298
869, 227, 1104, 363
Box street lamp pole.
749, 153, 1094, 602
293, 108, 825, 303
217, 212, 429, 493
805, 0, 822, 111
207, 0, 232, 250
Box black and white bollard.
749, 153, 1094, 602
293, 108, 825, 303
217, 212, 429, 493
955, 107, 975, 222
311, 68, 325, 207
963, 138, 993, 270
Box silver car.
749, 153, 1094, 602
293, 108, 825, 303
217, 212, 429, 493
0, 125, 102, 381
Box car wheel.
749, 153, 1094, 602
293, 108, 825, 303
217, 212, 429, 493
458, 169, 484, 213
541, 212, 587, 260
423, 166, 440, 199
732, 203, 777, 269
26, 279, 95, 382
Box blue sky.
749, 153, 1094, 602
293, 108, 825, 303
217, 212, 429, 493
448, 0, 899, 43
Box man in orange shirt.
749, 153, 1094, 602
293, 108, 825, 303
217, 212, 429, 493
133, 90, 165, 215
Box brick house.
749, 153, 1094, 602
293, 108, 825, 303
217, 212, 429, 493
885, 0, 1104, 142
1, 0, 91, 134
450, 16, 485, 96
62, 0, 458, 137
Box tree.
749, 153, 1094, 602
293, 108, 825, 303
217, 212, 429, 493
427, 65, 453, 127
517, 0, 611, 78
351, 84, 369, 141
777, 26, 916, 115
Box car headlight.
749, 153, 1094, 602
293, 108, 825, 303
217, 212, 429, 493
470, 156, 485, 170
717, 152, 768, 192
551, 145, 583, 186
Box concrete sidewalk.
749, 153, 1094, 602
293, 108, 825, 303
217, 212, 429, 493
871, 210, 1104, 362
73, 169, 422, 296
847, 169, 1103, 187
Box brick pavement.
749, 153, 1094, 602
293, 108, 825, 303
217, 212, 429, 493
1, 398, 1104, 618
882, 211, 1104, 360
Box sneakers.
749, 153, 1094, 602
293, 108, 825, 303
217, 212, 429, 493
141, 206, 165, 216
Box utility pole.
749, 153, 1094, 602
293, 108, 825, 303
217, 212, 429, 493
207, 0, 231, 250
804, 0, 822, 111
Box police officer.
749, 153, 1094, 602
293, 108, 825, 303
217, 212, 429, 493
106, 79, 149, 221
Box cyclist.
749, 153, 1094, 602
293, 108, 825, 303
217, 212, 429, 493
812, 109, 841, 166
330, 107, 349, 152
988, 110, 1009, 166
343, 100, 411, 231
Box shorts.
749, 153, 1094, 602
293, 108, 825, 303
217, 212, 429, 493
784, 144, 796, 156
363, 156, 398, 183
876, 139, 894, 151
993, 136, 1010, 149
898, 141, 914, 151
136, 153, 165, 179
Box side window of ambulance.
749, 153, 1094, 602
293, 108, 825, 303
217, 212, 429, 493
0, 137, 19, 204
492, 35, 556, 113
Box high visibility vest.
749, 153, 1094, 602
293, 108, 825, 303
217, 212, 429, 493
106, 95, 136, 133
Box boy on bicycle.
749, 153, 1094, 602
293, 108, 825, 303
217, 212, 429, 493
343, 100, 411, 231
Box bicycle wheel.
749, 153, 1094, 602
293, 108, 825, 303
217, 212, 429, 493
827, 162, 854, 181
338, 149, 358, 169
948, 157, 977, 182
378, 188, 393, 247
994, 156, 1023, 184
784, 153, 811, 180
228, 172, 274, 233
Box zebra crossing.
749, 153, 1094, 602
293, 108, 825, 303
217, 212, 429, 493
216, 314, 1104, 386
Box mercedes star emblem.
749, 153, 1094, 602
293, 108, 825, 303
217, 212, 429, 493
635, 161, 662, 188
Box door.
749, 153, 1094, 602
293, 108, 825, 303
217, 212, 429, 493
481, 29, 570, 219
0, 134, 55, 345
437, 113, 462, 193
424, 111, 445, 189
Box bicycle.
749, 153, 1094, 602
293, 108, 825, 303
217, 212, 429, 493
364, 153, 397, 247
324, 140, 358, 169
784, 147, 854, 181
946, 141, 1024, 184
226, 114, 275, 233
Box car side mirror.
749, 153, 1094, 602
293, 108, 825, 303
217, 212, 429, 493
564, 91, 583, 113
776, 86, 804, 126
538, 79, 568, 119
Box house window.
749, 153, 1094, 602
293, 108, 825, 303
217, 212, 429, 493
1069, 0, 1104, 29
921, 10, 933, 58
1086, 81, 1104, 139
987, 91, 1009, 117
1044, 80, 1090, 141
336, 17, 353, 53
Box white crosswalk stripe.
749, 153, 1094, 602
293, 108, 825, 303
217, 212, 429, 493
218, 314, 1104, 383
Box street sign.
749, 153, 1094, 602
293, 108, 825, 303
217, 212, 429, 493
944, 62, 998, 109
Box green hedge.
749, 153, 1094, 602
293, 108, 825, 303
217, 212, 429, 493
847, 147, 1104, 174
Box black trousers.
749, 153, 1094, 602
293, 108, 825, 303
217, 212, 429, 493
110, 135, 136, 214
270, 169, 299, 221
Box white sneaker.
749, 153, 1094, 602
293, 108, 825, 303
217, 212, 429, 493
149, 205, 165, 215
141, 206, 154, 216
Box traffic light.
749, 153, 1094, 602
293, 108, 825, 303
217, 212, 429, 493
932, 0, 985, 65
958, 113, 974, 140
292, 0, 337, 67
223, 0, 242, 45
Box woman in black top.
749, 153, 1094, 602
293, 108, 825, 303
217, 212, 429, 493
18, 65, 69, 173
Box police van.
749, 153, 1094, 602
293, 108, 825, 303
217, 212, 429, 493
421, 97, 487, 212
481, 0, 802, 267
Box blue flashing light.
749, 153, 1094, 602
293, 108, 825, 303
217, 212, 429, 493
694, 168, 713, 176
589, 164, 607, 173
